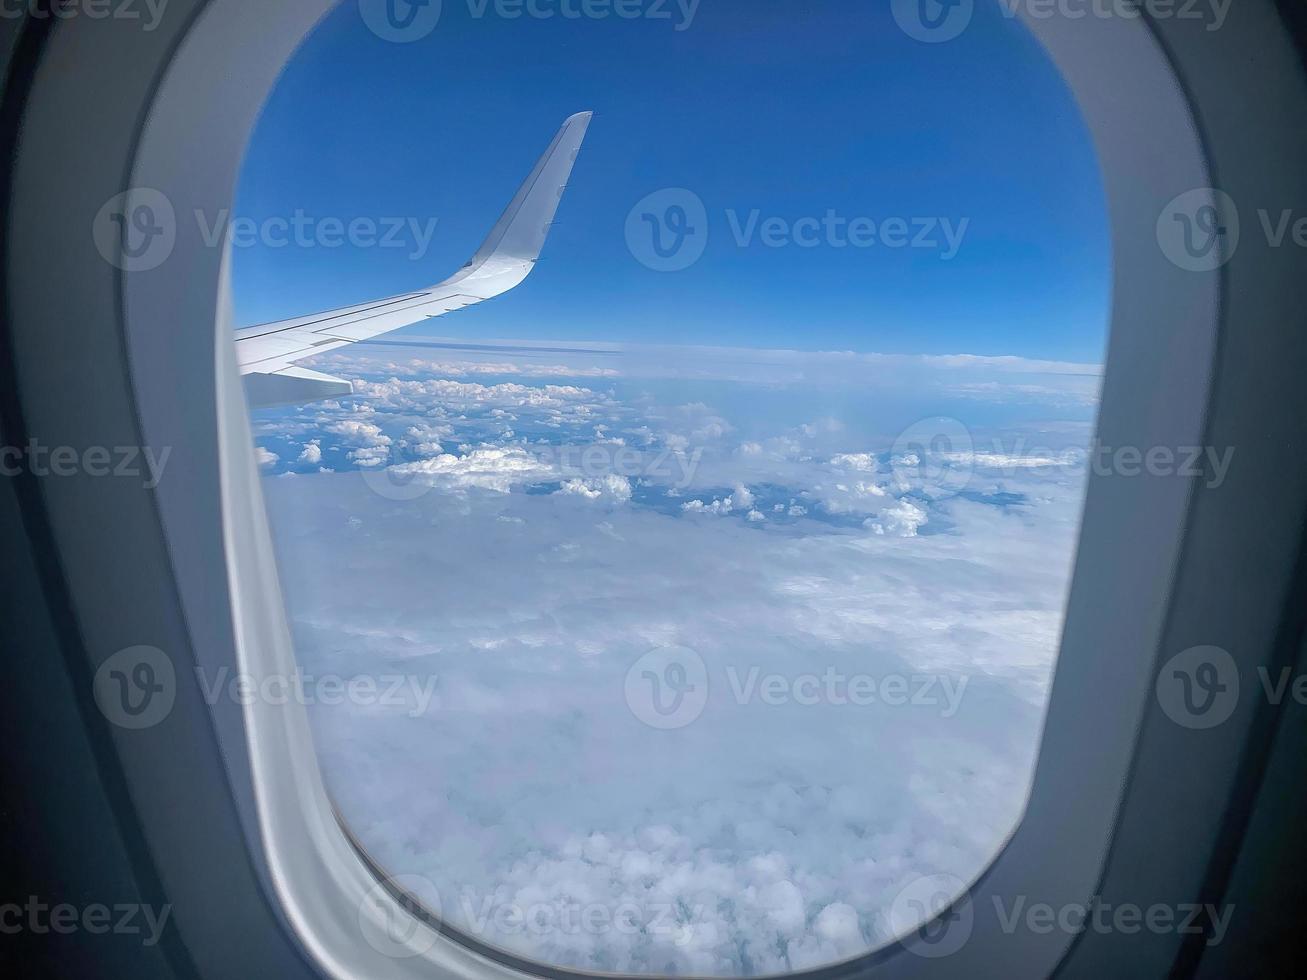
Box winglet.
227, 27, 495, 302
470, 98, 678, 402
460, 110, 593, 271
237, 112, 595, 409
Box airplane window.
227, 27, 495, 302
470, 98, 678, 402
234, 1, 1108, 974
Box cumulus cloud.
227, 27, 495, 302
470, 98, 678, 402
353, 378, 606, 417
864, 499, 928, 537
682, 496, 734, 516
405, 422, 453, 456
556, 474, 633, 502
327, 419, 390, 446
326, 419, 391, 467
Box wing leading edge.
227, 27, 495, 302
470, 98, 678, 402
236, 111, 593, 407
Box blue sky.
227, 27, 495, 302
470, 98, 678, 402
234, 0, 1110, 362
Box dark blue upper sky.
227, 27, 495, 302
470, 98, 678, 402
234, 0, 1110, 362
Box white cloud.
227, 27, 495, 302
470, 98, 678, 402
254, 340, 1097, 976
682, 496, 734, 516
830, 452, 878, 471
320, 352, 619, 380
388, 446, 555, 494
405, 423, 453, 457
266, 463, 1077, 972
556, 474, 633, 503
327, 419, 391, 449
864, 498, 928, 537
953, 450, 1079, 470
353, 378, 605, 416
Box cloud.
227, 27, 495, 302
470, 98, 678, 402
682, 496, 734, 516
404, 423, 453, 456
388, 446, 556, 494
327, 419, 390, 446
556, 474, 633, 502
303, 340, 1104, 413
253, 339, 1095, 975
323, 355, 620, 380
830, 452, 878, 471
267, 466, 1075, 973
352, 378, 607, 417
863, 498, 928, 537
945, 380, 1101, 409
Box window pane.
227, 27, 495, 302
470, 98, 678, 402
236, 1, 1108, 974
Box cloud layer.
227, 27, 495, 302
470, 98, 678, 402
252, 339, 1095, 975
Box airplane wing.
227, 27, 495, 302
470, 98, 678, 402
235, 111, 593, 407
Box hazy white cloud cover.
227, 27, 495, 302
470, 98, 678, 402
252, 339, 1096, 975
